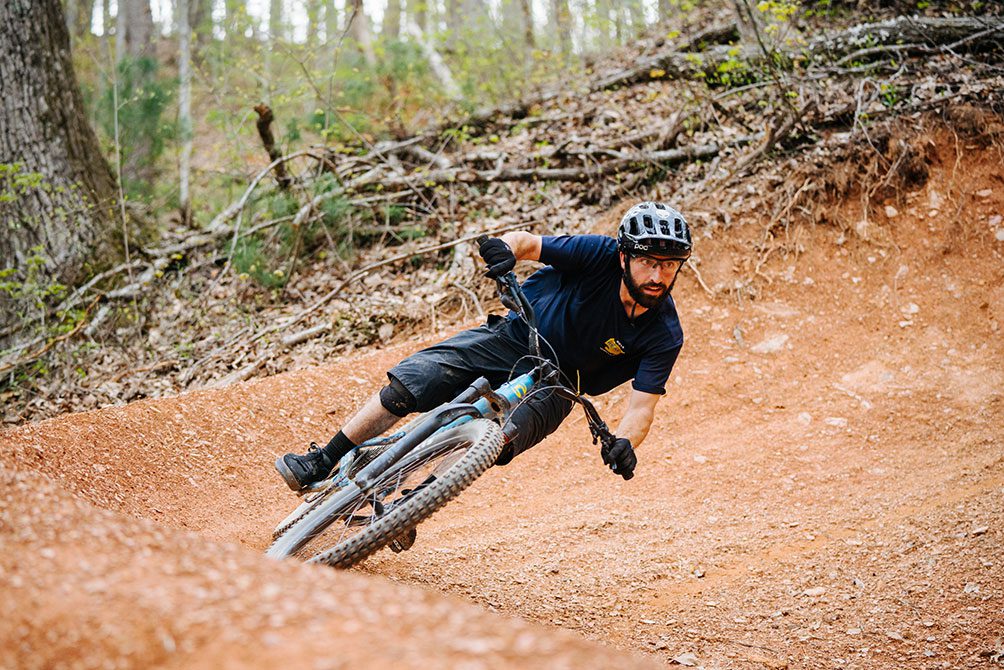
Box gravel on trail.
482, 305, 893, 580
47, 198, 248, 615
1, 132, 1002, 669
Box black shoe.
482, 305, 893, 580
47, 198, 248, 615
275, 442, 336, 491
389, 527, 417, 553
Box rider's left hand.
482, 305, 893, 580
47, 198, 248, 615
601, 437, 636, 480
478, 237, 516, 279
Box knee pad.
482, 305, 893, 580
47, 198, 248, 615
379, 376, 417, 418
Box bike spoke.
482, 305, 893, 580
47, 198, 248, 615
290, 436, 473, 561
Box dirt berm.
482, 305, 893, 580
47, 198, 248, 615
1, 133, 1002, 668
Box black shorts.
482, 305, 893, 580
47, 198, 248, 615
387, 316, 573, 465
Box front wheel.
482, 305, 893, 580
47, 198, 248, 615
267, 418, 504, 569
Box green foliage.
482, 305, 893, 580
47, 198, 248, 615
880, 82, 901, 108
712, 47, 756, 88
0, 164, 87, 253
0, 246, 70, 333
233, 236, 286, 288
96, 56, 175, 199
0, 163, 45, 206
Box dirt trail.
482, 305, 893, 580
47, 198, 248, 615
2, 137, 1002, 669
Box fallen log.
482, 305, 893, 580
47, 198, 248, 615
593, 16, 1004, 91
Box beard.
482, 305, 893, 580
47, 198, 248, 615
624, 262, 673, 310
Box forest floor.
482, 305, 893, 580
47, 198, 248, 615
1, 131, 1002, 669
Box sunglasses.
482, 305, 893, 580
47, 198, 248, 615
631, 255, 683, 273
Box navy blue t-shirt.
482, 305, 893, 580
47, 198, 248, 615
504, 234, 683, 396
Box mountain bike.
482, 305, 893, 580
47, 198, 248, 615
266, 237, 617, 568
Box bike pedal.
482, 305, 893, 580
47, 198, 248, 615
389, 527, 417, 553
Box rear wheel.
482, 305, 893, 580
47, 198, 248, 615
266, 419, 504, 568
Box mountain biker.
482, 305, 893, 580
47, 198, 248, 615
276, 201, 692, 495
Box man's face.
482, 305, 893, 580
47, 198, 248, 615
620, 253, 682, 309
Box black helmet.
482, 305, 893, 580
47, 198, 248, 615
617, 202, 692, 260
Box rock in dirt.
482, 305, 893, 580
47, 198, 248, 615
670, 652, 700, 666
751, 334, 789, 354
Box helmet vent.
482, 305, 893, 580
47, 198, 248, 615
617, 201, 693, 261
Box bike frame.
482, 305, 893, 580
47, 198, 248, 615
298, 260, 614, 498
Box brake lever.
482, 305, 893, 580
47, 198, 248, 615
496, 274, 521, 313
576, 395, 615, 448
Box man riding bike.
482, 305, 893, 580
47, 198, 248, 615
276, 201, 692, 499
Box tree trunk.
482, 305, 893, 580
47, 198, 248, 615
519, 0, 535, 51
550, 0, 571, 54
594, 0, 611, 50
102, 0, 111, 34
116, 0, 154, 61
407, 0, 426, 32
405, 19, 462, 100
382, 0, 401, 40
115, 0, 158, 193
224, 0, 247, 39
628, 0, 645, 37
77, 0, 96, 36
324, 0, 338, 70
306, 0, 322, 48
346, 0, 376, 67
444, 0, 462, 49
658, 0, 671, 23
65, 0, 78, 40
0, 0, 119, 332
188, 0, 211, 55
178, 0, 193, 223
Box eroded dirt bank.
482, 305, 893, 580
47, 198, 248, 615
2, 136, 1002, 669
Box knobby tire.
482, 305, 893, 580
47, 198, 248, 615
267, 418, 503, 569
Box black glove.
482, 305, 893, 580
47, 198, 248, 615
478, 237, 516, 279
601, 437, 636, 480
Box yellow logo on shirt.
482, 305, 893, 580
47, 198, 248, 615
601, 338, 625, 356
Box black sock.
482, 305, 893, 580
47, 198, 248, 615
321, 430, 356, 464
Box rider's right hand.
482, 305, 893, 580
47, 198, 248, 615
478, 237, 516, 279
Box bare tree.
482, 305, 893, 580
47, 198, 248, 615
628, 0, 645, 37
405, 17, 461, 99
346, 0, 376, 67
224, 0, 248, 39
383, 0, 401, 40
444, 0, 462, 48
78, 0, 96, 36
102, 0, 111, 34
407, 0, 427, 32
1, 0, 119, 332
115, 0, 154, 62
268, 0, 284, 43
550, 0, 572, 54
188, 0, 212, 54
113, 0, 159, 191
519, 0, 535, 51
178, 0, 193, 224
658, 0, 672, 23
306, 0, 322, 48
324, 0, 339, 71
594, 0, 612, 49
